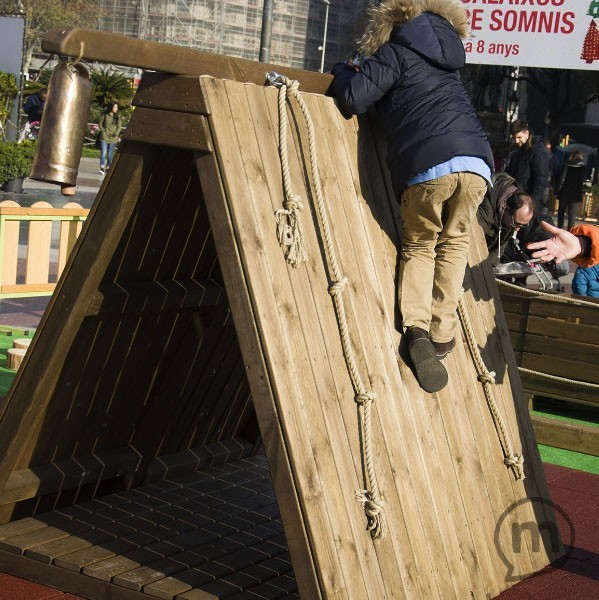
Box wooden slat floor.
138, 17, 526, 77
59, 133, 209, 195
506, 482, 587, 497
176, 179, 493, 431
0, 455, 299, 600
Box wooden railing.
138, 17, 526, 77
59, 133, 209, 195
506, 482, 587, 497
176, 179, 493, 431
0, 200, 89, 299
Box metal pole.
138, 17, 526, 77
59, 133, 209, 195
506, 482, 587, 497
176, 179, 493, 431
259, 0, 274, 63
318, 0, 330, 73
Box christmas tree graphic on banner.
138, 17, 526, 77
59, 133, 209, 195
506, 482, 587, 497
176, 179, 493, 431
582, 1, 599, 63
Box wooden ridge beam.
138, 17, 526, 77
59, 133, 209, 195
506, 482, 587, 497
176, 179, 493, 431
86, 278, 225, 317
42, 26, 333, 95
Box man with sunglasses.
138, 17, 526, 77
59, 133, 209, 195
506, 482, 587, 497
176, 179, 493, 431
477, 172, 534, 266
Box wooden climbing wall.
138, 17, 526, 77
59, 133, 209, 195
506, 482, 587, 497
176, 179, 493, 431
193, 76, 561, 598
0, 26, 561, 600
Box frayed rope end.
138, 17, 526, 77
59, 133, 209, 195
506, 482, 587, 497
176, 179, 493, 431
355, 489, 386, 539
275, 195, 308, 268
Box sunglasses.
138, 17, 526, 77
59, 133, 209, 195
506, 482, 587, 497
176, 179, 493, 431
509, 214, 528, 229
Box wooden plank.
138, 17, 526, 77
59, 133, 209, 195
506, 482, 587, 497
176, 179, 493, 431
521, 353, 599, 385
526, 315, 598, 345
133, 72, 210, 115
58, 219, 83, 275
85, 278, 224, 317
530, 414, 599, 456
520, 373, 599, 406
0, 213, 20, 285
25, 214, 52, 284
0, 283, 56, 294
528, 297, 599, 325
123, 108, 213, 151
0, 547, 149, 599
0, 446, 141, 505
42, 26, 332, 95
524, 333, 599, 365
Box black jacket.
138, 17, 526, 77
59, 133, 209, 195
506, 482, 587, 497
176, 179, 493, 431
505, 137, 549, 207
330, 11, 493, 195
557, 156, 586, 204
477, 172, 519, 266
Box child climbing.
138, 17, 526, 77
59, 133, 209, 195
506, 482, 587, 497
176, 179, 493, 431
330, 0, 493, 393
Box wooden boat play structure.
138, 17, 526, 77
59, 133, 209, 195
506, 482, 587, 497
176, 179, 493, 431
0, 28, 563, 599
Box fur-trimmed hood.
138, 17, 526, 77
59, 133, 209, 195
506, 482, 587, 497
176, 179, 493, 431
357, 0, 469, 56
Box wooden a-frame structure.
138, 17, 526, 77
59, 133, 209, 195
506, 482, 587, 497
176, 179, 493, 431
0, 28, 562, 600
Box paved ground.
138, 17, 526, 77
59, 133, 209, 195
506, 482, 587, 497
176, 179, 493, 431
0, 463, 595, 600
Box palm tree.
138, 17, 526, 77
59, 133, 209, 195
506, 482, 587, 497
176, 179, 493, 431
90, 67, 134, 110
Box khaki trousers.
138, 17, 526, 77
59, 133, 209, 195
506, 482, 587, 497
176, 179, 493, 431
399, 172, 487, 343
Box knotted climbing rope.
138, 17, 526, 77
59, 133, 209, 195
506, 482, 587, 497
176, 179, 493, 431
267, 72, 386, 539
458, 294, 525, 481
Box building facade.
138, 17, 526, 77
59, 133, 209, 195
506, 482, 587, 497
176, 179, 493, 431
96, 0, 372, 73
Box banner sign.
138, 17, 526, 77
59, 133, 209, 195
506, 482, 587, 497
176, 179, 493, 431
461, 1, 599, 70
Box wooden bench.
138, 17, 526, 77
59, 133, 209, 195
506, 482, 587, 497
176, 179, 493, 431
499, 285, 599, 456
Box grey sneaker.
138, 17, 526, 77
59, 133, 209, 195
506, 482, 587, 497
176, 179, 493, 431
405, 327, 448, 393
431, 338, 455, 360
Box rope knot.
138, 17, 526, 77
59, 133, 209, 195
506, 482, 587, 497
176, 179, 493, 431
355, 391, 375, 405
478, 370, 496, 385
283, 195, 304, 212
504, 454, 525, 479
328, 277, 348, 297
355, 490, 386, 539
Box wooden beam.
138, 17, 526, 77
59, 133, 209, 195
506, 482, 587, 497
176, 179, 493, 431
42, 26, 333, 96
122, 108, 213, 151
531, 414, 599, 457
0, 447, 141, 506
85, 278, 225, 317
132, 72, 210, 115
0, 549, 148, 600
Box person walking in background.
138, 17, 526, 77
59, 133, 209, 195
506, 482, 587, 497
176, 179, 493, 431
505, 120, 549, 214
23, 88, 47, 123
556, 150, 586, 230
543, 139, 560, 215
98, 102, 122, 176
330, 0, 493, 393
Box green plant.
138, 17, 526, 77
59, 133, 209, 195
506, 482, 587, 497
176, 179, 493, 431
0, 71, 18, 135
0, 140, 36, 184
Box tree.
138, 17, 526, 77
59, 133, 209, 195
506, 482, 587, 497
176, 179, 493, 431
90, 67, 134, 110
0, 71, 18, 139
518, 68, 599, 145
581, 20, 599, 64
0, 0, 101, 77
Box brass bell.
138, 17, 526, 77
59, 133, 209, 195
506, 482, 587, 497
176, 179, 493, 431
29, 61, 93, 196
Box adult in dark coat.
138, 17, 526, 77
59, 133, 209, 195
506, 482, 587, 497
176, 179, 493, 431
505, 121, 549, 214
477, 172, 534, 267
556, 151, 586, 230
23, 89, 47, 123
330, 0, 493, 393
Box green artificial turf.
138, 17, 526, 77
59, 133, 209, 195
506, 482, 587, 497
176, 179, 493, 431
0, 327, 35, 396
538, 444, 599, 475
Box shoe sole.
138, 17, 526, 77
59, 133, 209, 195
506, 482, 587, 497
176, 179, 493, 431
409, 339, 448, 393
